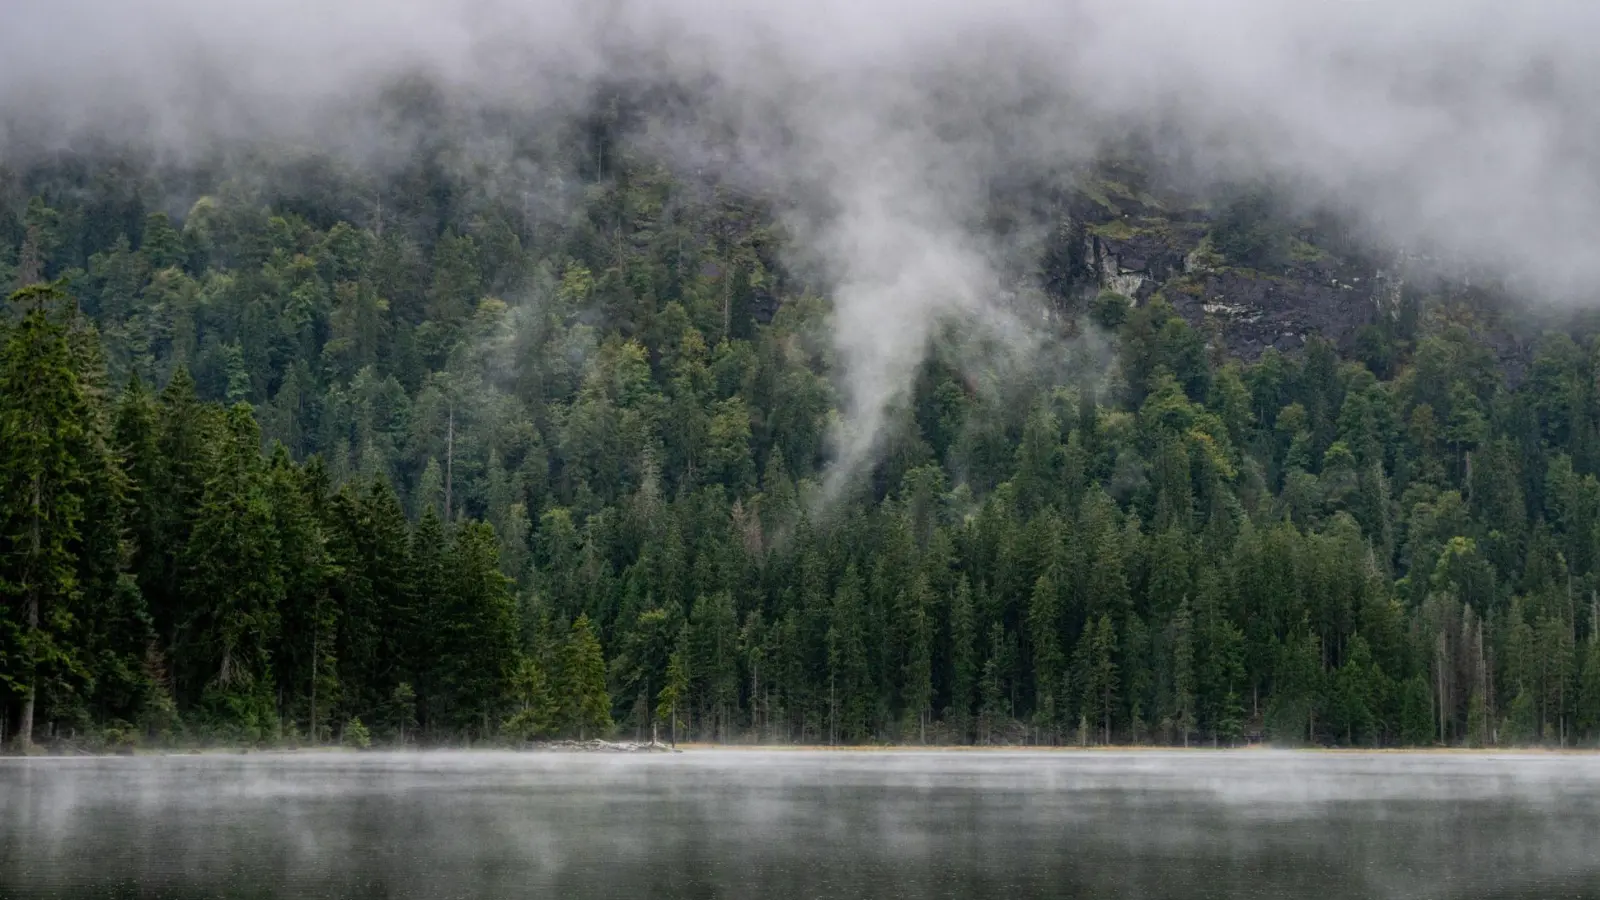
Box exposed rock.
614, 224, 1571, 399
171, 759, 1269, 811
1167, 269, 1378, 360
1107, 272, 1147, 299
1056, 174, 1547, 368
1093, 224, 1202, 289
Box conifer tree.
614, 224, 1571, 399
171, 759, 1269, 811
691, 591, 740, 740
1172, 595, 1196, 747
1028, 568, 1065, 736
825, 566, 872, 744
947, 577, 978, 742
657, 637, 690, 746
900, 576, 934, 742
0, 284, 95, 748
561, 613, 612, 739
407, 508, 450, 734
503, 657, 557, 741
1079, 614, 1119, 745
438, 522, 519, 737
181, 404, 283, 737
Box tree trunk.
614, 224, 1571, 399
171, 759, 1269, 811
445, 406, 454, 523
1437, 632, 1448, 745
309, 623, 319, 744
13, 598, 37, 750
16, 473, 42, 751
16, 678, 36, 750
1103, 688, 1111, 746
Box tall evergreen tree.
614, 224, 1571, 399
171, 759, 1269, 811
560, 613, 613, 739
0, 284, 95, 748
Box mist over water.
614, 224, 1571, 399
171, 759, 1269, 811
4, 751, 1600, 899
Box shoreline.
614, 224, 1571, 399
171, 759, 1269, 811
7, 742, 1600, 758
669, 743, 1600, 755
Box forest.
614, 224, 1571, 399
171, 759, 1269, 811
5, 116, 1600, 753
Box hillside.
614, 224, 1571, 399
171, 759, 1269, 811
4, 114, 1600, 751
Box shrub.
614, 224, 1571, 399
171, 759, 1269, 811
343, 717, 372, 750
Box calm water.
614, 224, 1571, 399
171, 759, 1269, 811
3, 750, 1600, 899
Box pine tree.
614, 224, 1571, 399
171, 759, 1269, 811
181, 404, 282, 739
947, 577, 978, 743
615, 606, 678, 738
0, 284, 96, 748
503, 657, 557, 741
1079, 614, 1119, 745
978, 623, 1007, 745
656, 637, 690, 746
1268, 630, 1323, 744
1537, 615, 1575, 745
387, 682, 419, 745
561, 613, 612, 739
1330, 635, 1381, 746
1172, 595, 1196, 747
691, 591, 739, 741
826, 566, 871, 744
142, 367, 214, 671
1028, 569, 1065, 737
1577, 637, 1600, 745
438, 522, 519, 738
407, 508, 450, 734
67, 318, 154, 733
1399, 674, 1435, 746
268, 451, 337, 741
900, 577, 934, 743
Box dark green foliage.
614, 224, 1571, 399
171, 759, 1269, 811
560, 614, 613, 739
7, 153, 1600, 752
1210, 189, 1294, 271
0, 285, 99, 747
1090, 290, 1130, 331
503, 658, 557, 741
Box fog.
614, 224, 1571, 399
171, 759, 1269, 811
7, 0, 1600, 472
5, 751, 1600, 898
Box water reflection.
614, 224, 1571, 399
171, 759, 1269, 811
4, 750, 1600, 899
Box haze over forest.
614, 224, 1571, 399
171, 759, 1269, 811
6, 0, 1600, 750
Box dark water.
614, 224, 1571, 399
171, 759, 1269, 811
3, 750, 1600, 899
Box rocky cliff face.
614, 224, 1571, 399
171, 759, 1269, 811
1053, 174, 1387, 360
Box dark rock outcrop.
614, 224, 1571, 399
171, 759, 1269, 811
1169, 269, 1378, 360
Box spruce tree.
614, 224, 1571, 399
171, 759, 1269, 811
947, 577, 977, 743
900, 577, 934, 743
407, 508, 450, 734
1172, 595, 1196, 747
1028, 569, 1065, 737
561, 613, 612, 739
503, 657, 557, 741
0, 284, 95, 748
1576, 638, 1600, 745
181, 404, 282, 738
656, 639, 690, 746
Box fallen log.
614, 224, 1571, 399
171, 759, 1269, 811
522, 739, 681, 753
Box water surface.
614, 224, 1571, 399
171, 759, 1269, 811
3, 749, 1599, 899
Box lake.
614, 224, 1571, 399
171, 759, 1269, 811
3, 750, 1599, 899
